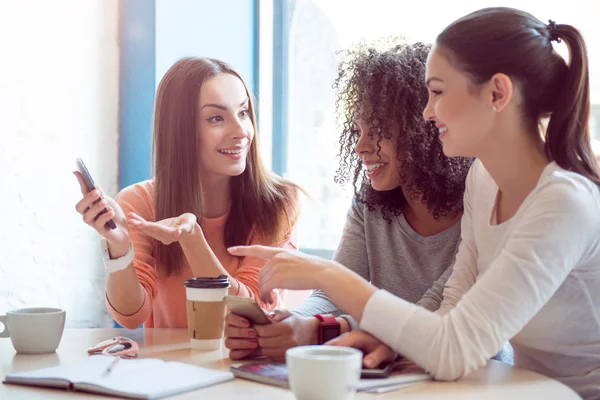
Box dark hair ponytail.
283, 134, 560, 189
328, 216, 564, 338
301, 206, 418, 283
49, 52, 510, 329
436, 7, 600, 185
545, 24, 600, 185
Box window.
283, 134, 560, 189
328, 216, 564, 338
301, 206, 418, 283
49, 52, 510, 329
592, 105, 600, 160
261, 0, 600, 253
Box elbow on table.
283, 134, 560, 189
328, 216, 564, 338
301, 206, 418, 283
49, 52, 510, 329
430, 367, 467, 382
117, 319, 143, 330
428, 356, 484, 382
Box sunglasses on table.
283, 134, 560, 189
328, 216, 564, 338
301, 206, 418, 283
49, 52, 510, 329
88, 336, 139, 359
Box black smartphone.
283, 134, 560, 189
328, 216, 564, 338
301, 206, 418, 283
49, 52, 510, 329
76, 158, 116, 230
360, 360, 404, 379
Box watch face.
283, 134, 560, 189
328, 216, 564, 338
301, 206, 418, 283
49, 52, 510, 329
322, 324, 341, 343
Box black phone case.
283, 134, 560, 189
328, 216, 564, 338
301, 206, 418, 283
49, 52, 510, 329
360, 359, 405, 379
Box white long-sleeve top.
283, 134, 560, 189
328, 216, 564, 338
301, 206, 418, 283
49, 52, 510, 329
360, 160, 600, 399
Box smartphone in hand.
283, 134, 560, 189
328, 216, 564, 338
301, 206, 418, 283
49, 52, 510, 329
76, 158, 116, 230
360, 358, 415, 379
223, 296, 272, 325
360, 360, 399, 379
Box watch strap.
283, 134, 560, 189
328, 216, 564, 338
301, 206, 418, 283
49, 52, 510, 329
315, 314, 341, 344
101, 239, 134, 273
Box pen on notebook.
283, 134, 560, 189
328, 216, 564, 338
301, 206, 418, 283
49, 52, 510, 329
105, 357, 120, 374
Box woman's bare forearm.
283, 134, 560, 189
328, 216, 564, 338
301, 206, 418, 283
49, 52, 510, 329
179, 224, 240, 294
318, 262, 378, 323
105, 265, 145, 316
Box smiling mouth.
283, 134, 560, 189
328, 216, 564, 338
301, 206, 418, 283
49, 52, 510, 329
365, 163, 385, 172
218, 149, 243, 155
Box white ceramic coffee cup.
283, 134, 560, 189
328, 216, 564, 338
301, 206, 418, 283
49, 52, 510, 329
287, 345, 363, 400
0, 308, 66, 354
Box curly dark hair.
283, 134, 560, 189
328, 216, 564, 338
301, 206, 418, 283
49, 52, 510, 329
333, 38, 474, 221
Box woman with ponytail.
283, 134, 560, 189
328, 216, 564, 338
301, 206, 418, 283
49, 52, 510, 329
228, 7, 600, 398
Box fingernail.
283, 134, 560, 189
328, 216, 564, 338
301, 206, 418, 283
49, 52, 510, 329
248, 330, 256, 338
364, 359, 374, 368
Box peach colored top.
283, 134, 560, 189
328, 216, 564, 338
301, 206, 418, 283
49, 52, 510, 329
106, 180, 299, 329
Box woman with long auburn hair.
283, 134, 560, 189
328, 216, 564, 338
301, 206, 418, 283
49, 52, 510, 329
74, 57, 302, 329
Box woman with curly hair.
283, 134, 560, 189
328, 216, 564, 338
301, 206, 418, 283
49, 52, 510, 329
224, 40, 473, 361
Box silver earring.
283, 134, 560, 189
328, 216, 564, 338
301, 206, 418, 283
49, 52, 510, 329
492, 105, 498, 112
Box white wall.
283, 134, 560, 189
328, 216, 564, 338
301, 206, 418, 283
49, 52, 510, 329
0, 0, 119, 328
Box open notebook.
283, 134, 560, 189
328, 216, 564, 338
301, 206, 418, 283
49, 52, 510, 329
231, 361, 431, 394
3, 355, 234, 399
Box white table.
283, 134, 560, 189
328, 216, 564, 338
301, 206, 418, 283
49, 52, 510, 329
0, 328, 581, 399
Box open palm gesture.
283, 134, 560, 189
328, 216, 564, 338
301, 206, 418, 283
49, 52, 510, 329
128, 212, 198, 245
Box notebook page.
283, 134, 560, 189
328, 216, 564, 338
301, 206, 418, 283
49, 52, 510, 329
357, 371, 431, 391
75, 356, 234, 399
361, 380, 427, 393
5, 355, 121, 385
5, 355, 233, 399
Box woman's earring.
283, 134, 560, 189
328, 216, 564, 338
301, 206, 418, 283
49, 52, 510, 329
492, 105, 498, 112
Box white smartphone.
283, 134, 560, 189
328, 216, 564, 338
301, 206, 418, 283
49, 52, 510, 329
223, 296, 271, 325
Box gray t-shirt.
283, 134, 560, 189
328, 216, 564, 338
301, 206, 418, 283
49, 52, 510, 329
293, 197, 461, 328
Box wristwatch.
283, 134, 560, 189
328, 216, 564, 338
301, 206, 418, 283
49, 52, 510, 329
315, 314, 341, 345
101, 239, 134, 273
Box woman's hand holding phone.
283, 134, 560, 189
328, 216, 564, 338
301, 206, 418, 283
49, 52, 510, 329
326, 330, 398, 369
74, 171, 131, 259
224, 306, 320, 361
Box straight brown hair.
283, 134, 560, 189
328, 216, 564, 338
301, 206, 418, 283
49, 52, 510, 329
436, 7, 600, 185
152, 57, 300, 277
